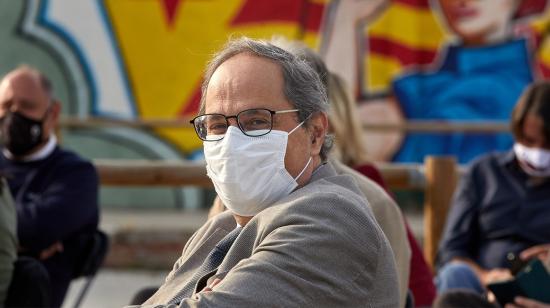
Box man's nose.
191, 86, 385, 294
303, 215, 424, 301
4, 100, 20, 113
227, 118, 239, 127
0, 104, 16, 116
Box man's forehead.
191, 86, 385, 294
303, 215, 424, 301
204, 53, 287, 113
0, 70, 49, 102
4, 69, 42, 87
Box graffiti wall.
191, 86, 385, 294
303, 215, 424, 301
322, 0, 550, 163
0, 0, 326, 208
8, 0, 325, 155
2, 0, 550, 207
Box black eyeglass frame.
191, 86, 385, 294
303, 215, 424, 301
190, 108, 299, 141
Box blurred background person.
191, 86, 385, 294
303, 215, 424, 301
326, 71, 437, 307
0, 66, 100, 308
436, 81, 550, 295
433, 244, 550, 307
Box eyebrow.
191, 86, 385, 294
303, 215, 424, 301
0, 98, 41, 110
18, 98, 38, 108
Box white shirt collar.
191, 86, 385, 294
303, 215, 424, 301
3, 134, 57, 162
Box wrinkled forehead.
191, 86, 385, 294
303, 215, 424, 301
204, 53, 290, 115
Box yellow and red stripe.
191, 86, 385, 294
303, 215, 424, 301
363, 0, 446, 93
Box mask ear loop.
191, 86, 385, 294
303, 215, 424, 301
294, 156, 312, 182
288, 112, 314, 182
288, 113, 313, 135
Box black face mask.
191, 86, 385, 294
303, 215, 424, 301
1, 111, 44, 157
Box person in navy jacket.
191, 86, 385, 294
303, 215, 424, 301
0, 66, 99, 308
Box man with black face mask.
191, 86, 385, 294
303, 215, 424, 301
0, 66, 99, 308
2, 103, 50, 157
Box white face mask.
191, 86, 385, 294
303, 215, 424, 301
513, 143, 550, 177
204, 123, 312, 217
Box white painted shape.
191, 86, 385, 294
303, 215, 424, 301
46, 0, 134, 117
22, 0, 90, 117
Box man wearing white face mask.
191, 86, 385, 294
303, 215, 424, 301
203, 115, 312, 217
136, 37, 399, 307
436, 82, 550, 296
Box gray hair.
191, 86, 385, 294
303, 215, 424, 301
270, 36, 329, 90
200, 37, 333, 160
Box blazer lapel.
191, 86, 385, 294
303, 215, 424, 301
196, 228, 257, 294
145, 227, 230, 303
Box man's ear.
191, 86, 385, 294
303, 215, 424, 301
308, 111, 328, 156
50, 100, 61, 124
44, 101, 61, 138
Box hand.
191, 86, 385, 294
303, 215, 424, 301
39, 241, 63, 260
520, 244, 550, 261
480, 268, 513, 285
193, 278, 222, 300
358, 97, 404, 161
505, 296, 550, 308
201, 278, 222, 293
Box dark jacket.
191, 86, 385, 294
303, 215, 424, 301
0, 146, 99, 307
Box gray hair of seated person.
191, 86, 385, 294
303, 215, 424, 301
199, 36, 333, 161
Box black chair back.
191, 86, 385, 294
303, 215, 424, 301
71, 229, 109, 308
73, 230, 109, 278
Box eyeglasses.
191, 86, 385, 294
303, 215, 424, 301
190, 108, 299, 141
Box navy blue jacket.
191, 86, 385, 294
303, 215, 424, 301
438, 150, 550, 270
0, 146, 99, 306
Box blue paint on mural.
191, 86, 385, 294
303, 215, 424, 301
392, 39, 534, 163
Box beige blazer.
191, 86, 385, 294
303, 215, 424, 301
330, 159, 411, 307
139, 162, 399, 307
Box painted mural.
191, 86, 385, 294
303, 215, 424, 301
2, 0, 550, 208
322, 0, 550, 163
9, 0, 325, 158
0, 0, 328, 208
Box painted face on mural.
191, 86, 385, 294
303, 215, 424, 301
437, 0, 520, 45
